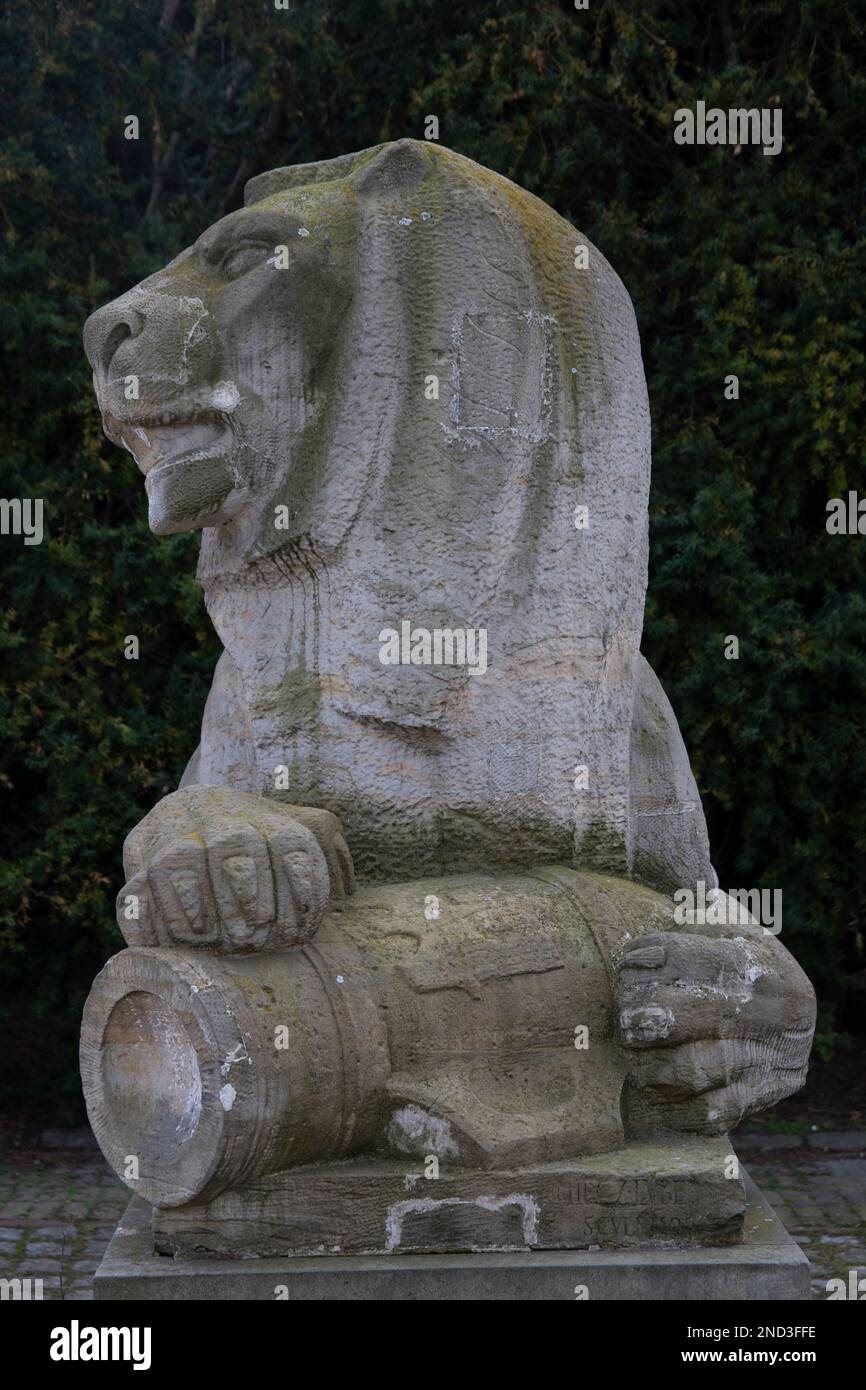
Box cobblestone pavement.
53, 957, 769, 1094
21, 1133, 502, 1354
740, 1144, 866, 1301
0, 1149, 127, 1301
0, 1139, 863, 1300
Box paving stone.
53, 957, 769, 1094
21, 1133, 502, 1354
16, 1258, 62, 1274
40, 1128, 99, 1152
11, 1275, 62, 1297
734, 1133, 804, 1152
25, 1241, 63, 1256
805, 1132, 866, 1153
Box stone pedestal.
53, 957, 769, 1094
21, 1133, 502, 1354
151, 1137, 743, 1259
95, 1172, 810, 1301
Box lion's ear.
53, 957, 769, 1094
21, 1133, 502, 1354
351, 139, 429, 199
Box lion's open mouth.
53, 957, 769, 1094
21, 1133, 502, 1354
107, 413, 232, 476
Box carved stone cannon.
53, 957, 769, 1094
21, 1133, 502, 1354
81, 861, 814, 1253
80, 869, 632, 1208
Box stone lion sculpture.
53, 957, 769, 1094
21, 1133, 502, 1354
80, 141, 814, 1253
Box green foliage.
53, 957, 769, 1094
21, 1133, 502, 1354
1, 0, 864, 1116
812, 1005, 855, 1065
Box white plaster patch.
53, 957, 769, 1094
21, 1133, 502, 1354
211, 380, 240, 412
619, 1005, 675, 1042
387, 1104, 460, 1159
220, 1041, 249, 1076
385, 1193, 540, 1253
737, 937, 770, 986
219, 1083, 236, 1111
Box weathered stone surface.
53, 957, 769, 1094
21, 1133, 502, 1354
96, 1177, 811, 1301
152, 1138, 743, 1258
117, 786, 353, 952
81, 867, 813, 1227
80, 140, 817, 1270
83, 138, 714, 893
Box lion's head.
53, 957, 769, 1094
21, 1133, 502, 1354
83, 147, 365, 541
84, 138, 648, 573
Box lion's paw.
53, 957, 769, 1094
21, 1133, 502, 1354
116, 786, 354, 953
616, 932, 814, 1134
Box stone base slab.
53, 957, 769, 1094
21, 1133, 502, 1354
152, 1136, 743, 1258
95, 1173, 810, 1300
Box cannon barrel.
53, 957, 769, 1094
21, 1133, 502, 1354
85, 868, 786, 1209
80, 938, 390, 1207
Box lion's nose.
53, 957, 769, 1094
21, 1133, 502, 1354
83, 302, 145, 377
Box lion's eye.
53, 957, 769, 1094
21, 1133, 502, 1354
219, 242, 270, 280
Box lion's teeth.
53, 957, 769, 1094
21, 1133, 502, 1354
108, 414, 231, 477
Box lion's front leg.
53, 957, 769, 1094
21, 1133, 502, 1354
615, 925, 816, 1136
117, 785, 354, 954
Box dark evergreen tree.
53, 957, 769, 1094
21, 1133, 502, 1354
1, 0, 863, 1115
